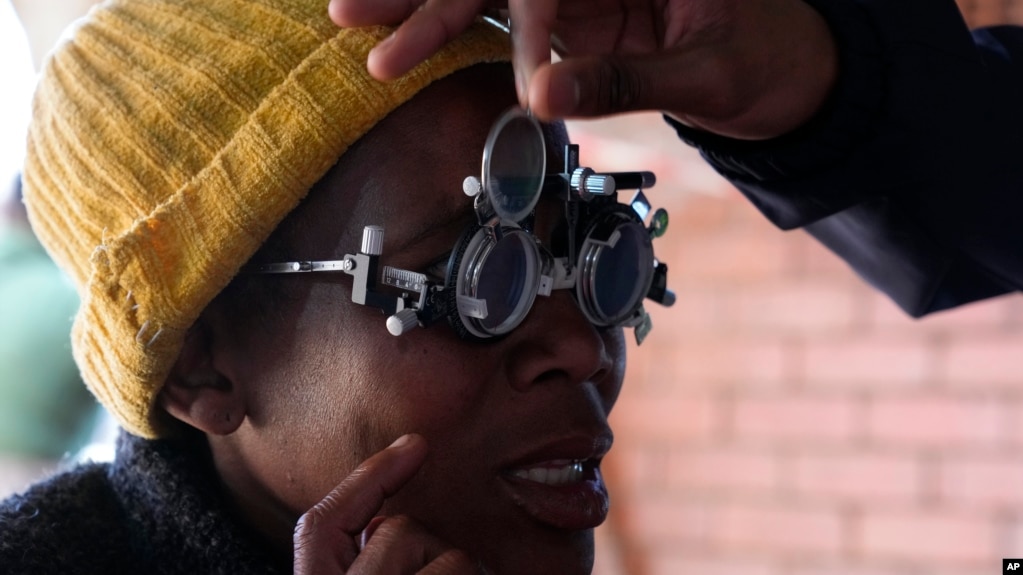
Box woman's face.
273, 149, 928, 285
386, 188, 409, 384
213, 64, 626, 574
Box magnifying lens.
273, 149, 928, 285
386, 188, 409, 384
479, 107, 546, 222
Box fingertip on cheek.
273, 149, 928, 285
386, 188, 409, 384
387, 432, 426, 454
388, 433, 413, 449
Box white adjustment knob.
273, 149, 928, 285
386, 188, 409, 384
361, 225, 384, 256
571, 168, 615, 198
463, 176, 483, 197
386, 308, 419, 336
570, 168, 593, 194
583, 174, 614, 196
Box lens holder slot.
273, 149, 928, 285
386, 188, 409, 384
453, 224, 541, 338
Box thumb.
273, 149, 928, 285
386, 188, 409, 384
527, 56, 647, 121
527, 52, 722, 122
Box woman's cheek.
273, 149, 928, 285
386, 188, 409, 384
372, 346, 493, 431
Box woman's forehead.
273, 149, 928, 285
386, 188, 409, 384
349, 119, 569, 253
284, 66, 512, 253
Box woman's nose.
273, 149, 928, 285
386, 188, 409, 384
503, 289, 616, 393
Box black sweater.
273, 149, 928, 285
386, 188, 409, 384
0, 432, 286, 575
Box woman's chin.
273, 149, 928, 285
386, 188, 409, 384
472, 528, 595, 575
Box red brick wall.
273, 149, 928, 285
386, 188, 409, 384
568, 6, 1023, 566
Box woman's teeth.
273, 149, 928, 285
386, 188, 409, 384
511, 461, 585, 486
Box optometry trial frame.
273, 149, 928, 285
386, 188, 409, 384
247, 107, 675, 344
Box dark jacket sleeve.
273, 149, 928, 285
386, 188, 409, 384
669, 0, 1023, 317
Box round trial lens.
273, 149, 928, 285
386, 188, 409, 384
482, 108, 546, 223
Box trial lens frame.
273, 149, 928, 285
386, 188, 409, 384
247, 109, 675, 344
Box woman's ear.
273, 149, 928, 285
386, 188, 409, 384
159, 319, 246, 436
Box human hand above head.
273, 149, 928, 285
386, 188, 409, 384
328, 0, 839, 140
293, 434, 482, 574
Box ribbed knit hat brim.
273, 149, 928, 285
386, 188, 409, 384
23, 0, 510, 438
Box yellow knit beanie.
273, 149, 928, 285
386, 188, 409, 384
23, 0, 510, 438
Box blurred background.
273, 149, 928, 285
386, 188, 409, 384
582, 2, 1023, 574
1, 1, 1021, 574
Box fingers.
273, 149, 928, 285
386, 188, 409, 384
350, 515, 481, 574
506, 0, 557, 107
327, 0, 559, 107
293, 433, 428, 574
328, 0, 424, 27
361, 0, 487, 81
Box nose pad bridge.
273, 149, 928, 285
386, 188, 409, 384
533, 284, 589, 329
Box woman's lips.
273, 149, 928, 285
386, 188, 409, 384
510, 459, 584, 485
499, 458, 609, 530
